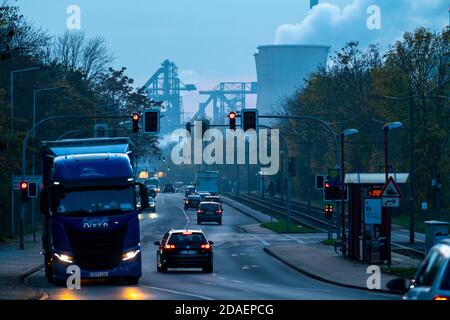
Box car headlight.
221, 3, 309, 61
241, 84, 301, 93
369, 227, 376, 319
122, 249, 141, 261
150, 203, 155, 207
54, 253, 74, 264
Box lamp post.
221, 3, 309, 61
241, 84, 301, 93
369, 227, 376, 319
340, 128, 359, 256
9, 66, 45, 239
383, 121, 403, 267
30, 86, 66, 242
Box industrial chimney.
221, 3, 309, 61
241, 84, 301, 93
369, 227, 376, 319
254, 45, 330, 115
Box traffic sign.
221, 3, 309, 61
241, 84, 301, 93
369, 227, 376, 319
381, 176, 402, 198
382, 197, 400, 208
364, 198, 382, 224
13, 175, 42, 190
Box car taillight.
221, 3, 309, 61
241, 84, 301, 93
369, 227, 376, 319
197, 210, 204, 214
433, 295, 450, 301
216, 210, 221, 214
200, 244, 211, 249
165, 244, 175, 249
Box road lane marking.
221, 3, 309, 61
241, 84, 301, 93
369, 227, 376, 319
249, 234, 269, 246
283, 234, 305, 244
142, 285, 214, 300
232, 280, 245, 284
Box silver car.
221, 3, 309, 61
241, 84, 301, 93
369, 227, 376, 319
388, 239, 450, 300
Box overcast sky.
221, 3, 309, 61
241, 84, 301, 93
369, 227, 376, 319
16, 0, 449, 115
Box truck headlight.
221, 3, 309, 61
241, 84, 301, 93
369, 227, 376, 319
122, 249, 140, 261
54, 253, 73, 264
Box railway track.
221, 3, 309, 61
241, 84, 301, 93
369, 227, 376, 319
226, 192, 425, 257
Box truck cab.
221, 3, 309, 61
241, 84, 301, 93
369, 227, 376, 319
40, 138, 148, 285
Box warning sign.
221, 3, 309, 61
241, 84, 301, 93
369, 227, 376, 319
381, 176, 402, 198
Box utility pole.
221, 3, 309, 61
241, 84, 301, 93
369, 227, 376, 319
408, 95, 415, 244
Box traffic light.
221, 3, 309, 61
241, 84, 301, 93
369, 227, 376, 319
132, 113, 140, 133
242, 109, 258, 132
28, 182, 38, 198
324, 180, 342, 201
20, 181, 29, 202
185, 122, 192, 134
228, 112, 236, 130
143, 109, 160, 134
324, 204, 334, 219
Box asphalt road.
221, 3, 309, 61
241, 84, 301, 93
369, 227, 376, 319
26, 193, 398, 300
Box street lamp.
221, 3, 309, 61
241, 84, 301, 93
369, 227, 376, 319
340, 128, 359, 256
9, 66, 46, 240
383, 121, 404, 267
29, 86, 67, 242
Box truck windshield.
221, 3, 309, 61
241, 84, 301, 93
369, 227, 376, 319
52, 186, 135, 216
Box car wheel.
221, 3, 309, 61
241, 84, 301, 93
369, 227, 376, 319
160, 263, 168, 273
218, 220, 222, 225
203, 263, 213, 273
197, 219, 202, 225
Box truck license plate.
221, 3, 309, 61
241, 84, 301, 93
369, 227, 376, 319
89, 271, 109, 278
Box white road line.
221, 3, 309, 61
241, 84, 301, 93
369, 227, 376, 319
232, 280, 245, 284
178, 204, 190, 229
142, 285, 214, 300
249, 234, 270, 246
283, 234, 305, 244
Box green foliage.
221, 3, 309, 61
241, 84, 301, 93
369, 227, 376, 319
280, 27, 450, 213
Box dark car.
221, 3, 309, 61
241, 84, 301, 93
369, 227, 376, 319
204, 195, 222, 207
148, 197, 156, 212
184, 195, 201, 210
198, 192, 211, 201
184, 185, 197, 197
197, 202, 223, 225
147, 186, 157, 199
163, 183, 175, 193
154, 229, 214, 273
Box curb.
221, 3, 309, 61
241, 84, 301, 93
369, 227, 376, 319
19, 264, 49, 300
263, 247, 402, 296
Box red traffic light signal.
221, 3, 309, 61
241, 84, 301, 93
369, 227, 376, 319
132, 113, 140, 133
228, 112, 236, 130
20, 181, 29, 202
324, 180, 341, 201
20, 181, 28, 190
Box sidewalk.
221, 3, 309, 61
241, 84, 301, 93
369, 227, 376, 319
0, 233, 45, 300
265, 242, 420, 293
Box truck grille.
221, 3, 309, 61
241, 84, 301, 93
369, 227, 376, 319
65, 226, 127, 271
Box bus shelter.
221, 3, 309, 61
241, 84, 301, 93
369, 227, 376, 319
345, 173, 409, 263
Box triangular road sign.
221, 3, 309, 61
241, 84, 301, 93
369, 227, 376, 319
381, 176, 402, 198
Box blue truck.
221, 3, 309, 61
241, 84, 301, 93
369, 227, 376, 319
39, 137, 149, 285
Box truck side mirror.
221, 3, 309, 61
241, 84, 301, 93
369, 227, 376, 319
138, 184, 149, 212
39, 189, 50, 216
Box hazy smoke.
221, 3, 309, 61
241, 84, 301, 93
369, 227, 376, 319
275, 0, 448, 51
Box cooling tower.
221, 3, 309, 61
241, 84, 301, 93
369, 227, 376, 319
254, 45, 330, 115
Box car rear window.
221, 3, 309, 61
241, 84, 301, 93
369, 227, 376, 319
200, 203, 219, 210
168, 233, 207, 244
188, 196, 200, 200
205, 197, 220, 202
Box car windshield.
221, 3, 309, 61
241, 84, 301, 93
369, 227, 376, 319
51, 186, 135, 216
441, 260, 450, 290
200, 203, 219, 210
168, 233, 207, 245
